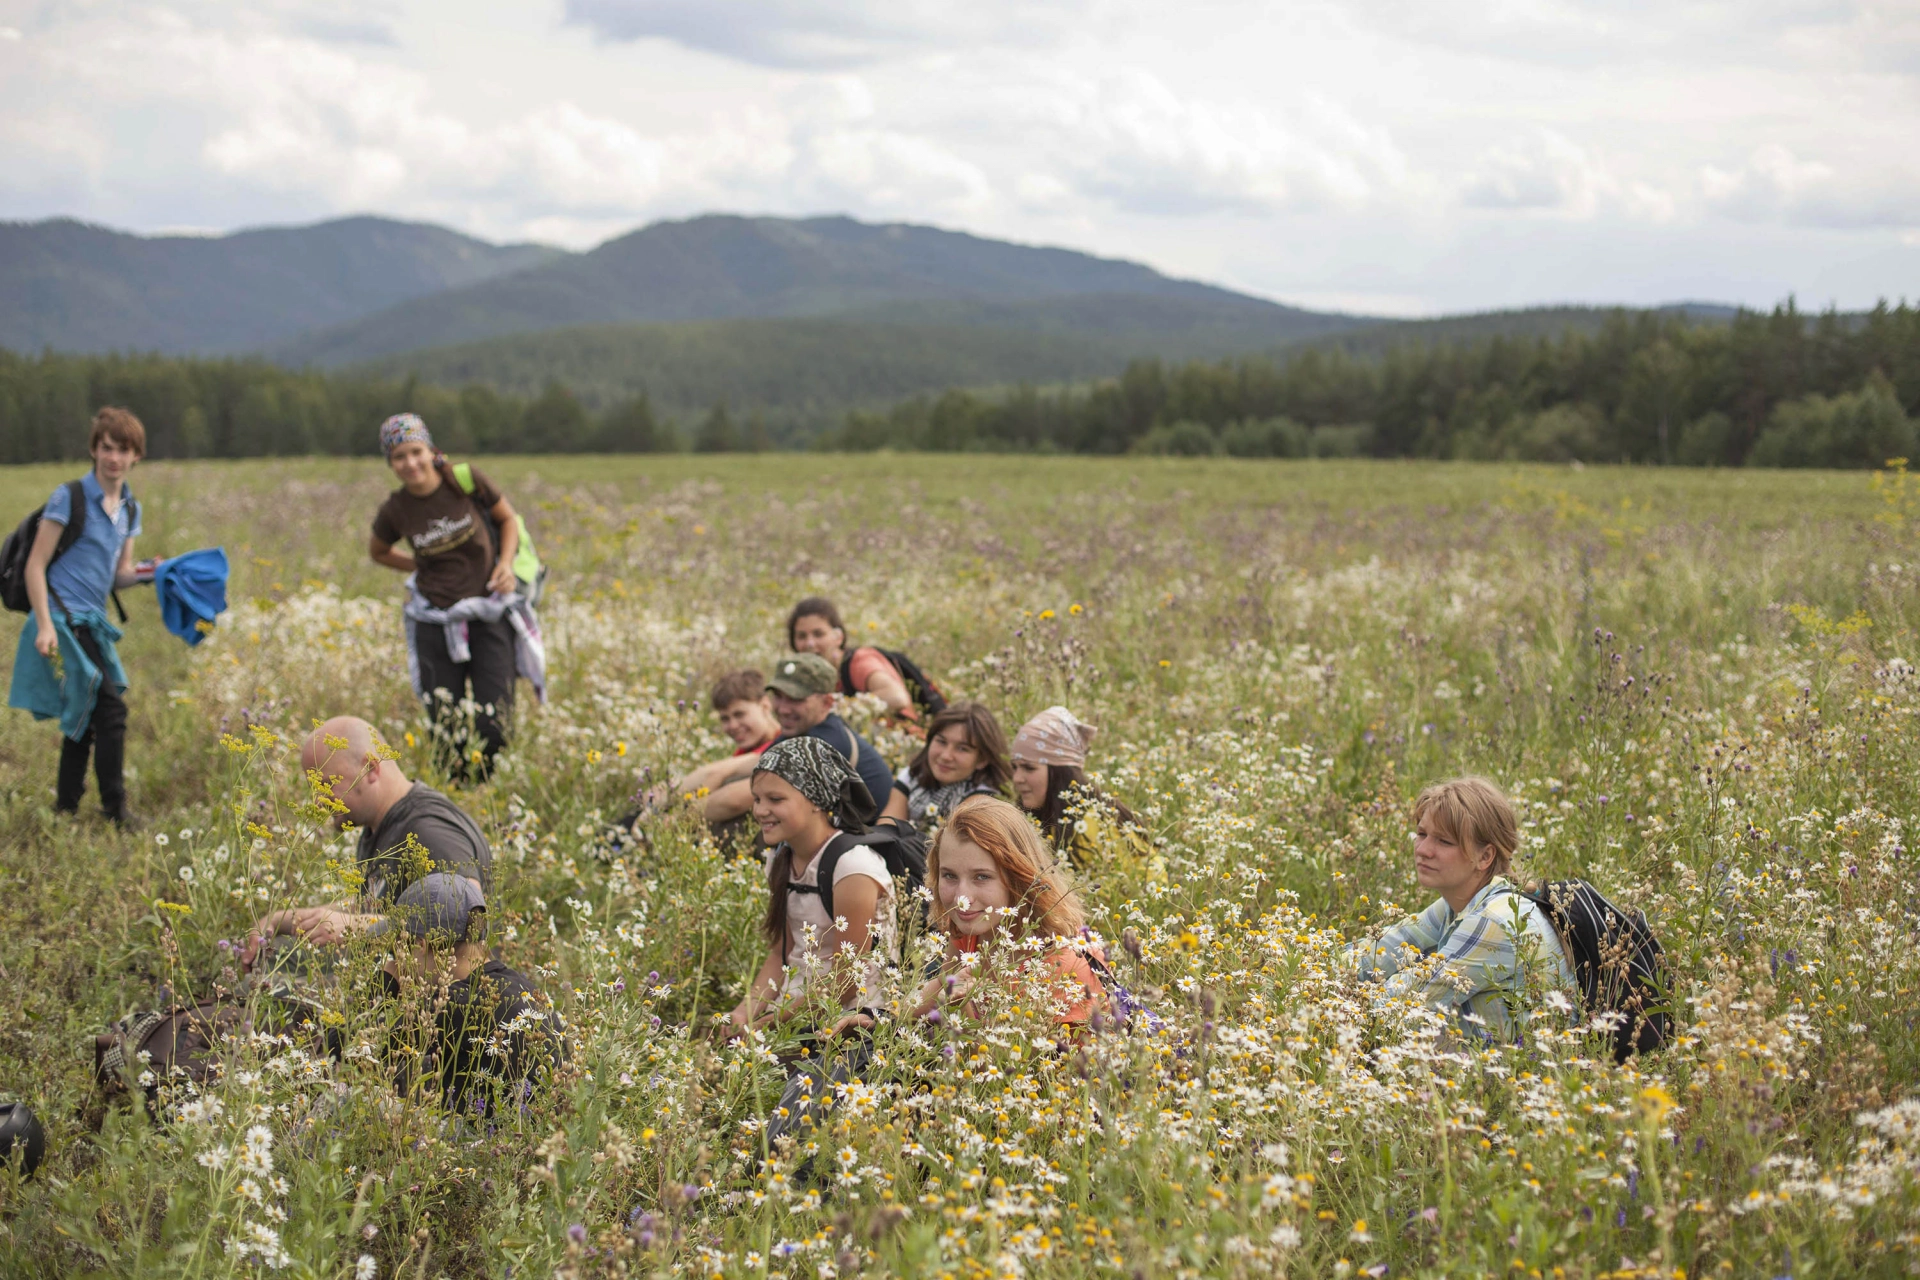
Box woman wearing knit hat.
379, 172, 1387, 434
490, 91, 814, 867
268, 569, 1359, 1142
1008, 706, 1163, 894
368, 414, 545, 782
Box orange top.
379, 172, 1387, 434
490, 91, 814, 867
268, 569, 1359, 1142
950, 934, 1107, 1026
844, 647, 900, 695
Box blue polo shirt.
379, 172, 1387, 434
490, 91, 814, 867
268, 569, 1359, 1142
42, 473, 139, 615
790, 713, 892, 823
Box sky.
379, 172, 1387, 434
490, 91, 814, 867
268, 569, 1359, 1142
0, 0, 1915, 317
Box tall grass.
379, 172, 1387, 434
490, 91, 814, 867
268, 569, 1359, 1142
0, 455, 1915, 1278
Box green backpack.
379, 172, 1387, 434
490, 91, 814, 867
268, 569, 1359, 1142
451, 462, 546, 604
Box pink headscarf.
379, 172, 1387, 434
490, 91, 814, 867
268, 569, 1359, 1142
1010, 706, 1096, 769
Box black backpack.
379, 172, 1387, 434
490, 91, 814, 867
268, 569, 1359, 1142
785, 823, 928, 927
1521, 880, 1671, 1063
0, 479, 135, 622
839, 648, 949, 717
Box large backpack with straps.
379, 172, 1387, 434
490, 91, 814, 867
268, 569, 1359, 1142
787, 823, 928, 929
0, 479, 136, 622
448, 461, 546, 606
94, 989, 338, 1118
838, 647, 948, 717
1520, 879, 1671, 1063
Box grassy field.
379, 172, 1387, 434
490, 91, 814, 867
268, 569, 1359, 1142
0, 454, 1916, 1279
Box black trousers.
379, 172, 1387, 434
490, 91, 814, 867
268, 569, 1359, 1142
414, 614, 516, 779
57, 623, 128, 821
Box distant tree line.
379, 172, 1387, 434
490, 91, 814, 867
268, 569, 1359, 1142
0, 354, 718, 463
830, 302, 1920, 468
1, 301, 1916, 467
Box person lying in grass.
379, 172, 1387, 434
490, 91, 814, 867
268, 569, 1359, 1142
879, 699, 1011, 836
1009, 705, 1163, 890
1347, 776, 1578, 1042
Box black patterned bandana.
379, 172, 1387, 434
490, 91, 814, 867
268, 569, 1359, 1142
755, 736, 873, 828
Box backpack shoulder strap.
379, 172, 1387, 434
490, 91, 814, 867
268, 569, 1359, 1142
451, 462, 476, 494
837, 649, 857, 695
55, 480, 87, 556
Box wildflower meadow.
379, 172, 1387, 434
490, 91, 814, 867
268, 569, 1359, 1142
0, 452, 1917, 1280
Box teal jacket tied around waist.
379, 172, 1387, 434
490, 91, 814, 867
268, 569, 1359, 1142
8, 610, 127, 741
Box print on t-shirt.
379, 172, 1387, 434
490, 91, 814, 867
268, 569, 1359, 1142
372, 466, 505, 608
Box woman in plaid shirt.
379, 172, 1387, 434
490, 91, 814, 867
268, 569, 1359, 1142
1351, 777, 1578, 1041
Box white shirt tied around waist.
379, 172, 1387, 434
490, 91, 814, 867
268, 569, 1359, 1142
775, 835, 897, 1009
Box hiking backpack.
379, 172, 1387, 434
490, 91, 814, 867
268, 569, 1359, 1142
838, 647, 949, 717
94, 1000, 246, 1116
1521, 879, 1671, 1063
0, 480, 135, 622
787, 823, 929, 928
94, 991, 337, 1118
449, 461, 547, 607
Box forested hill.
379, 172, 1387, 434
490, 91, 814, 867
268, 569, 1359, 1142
0, 217, 561, 355
276, 214, 1359, 367
1, 300, 1913, 469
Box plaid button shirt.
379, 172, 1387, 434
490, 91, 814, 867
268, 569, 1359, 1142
1351, 876, 1578, 1041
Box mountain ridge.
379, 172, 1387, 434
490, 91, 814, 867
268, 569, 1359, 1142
0, 215, 564, 354
274, 212, 1354, 366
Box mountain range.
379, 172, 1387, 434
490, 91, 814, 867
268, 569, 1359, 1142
0, 212, 1738, 428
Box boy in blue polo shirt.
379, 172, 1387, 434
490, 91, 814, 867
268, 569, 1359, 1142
8, 408, 151, 826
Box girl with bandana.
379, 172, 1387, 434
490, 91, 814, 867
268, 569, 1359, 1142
879, 700, 1011, 836
1009, 706, 1164, 893
722, 736, 900, 1039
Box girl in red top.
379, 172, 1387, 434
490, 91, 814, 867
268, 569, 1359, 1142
915, 795, 1107, 1029
786, 596, 920, 724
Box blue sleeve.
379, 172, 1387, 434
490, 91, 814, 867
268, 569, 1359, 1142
41, 485, 71, 527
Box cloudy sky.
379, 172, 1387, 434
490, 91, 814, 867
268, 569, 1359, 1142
1, 0, 1915, 315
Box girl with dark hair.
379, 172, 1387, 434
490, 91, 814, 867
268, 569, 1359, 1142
721, 737, 897, 1039
786, 595, 921, 722
1008, 706, 1163, 890
879, 700, 1010, 834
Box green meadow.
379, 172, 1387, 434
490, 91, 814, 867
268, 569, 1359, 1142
0, 454, 1915, 1278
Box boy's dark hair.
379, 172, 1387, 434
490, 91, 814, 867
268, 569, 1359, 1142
908, 700, 1012, 791
711, 668, 768, 711
90, 407, 146, 458
787, 596, 845, 649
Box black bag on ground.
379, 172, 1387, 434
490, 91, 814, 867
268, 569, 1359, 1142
93, 991, 336, 1117
0, 479, 135, 622
94, 1000, 245, 1115
790, 823, 928, 925
1522, 879, 1671, 1063
838, 648, 948, 717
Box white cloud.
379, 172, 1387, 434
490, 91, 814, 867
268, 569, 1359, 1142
1028, 70, 1410, 217
1702, 144, 1920, 230
1460, 129, 1676, 221
561, 0, 1102, 68
0, 0, 1914, 311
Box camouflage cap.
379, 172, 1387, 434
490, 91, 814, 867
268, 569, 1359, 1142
766, 652, 838, 699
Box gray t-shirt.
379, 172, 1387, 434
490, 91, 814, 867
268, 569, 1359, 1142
357, 782, 491, 902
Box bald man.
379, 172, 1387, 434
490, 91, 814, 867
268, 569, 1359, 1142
242, 715, 492, 967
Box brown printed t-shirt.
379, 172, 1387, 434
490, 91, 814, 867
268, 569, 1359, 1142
371, 467, 502, 608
